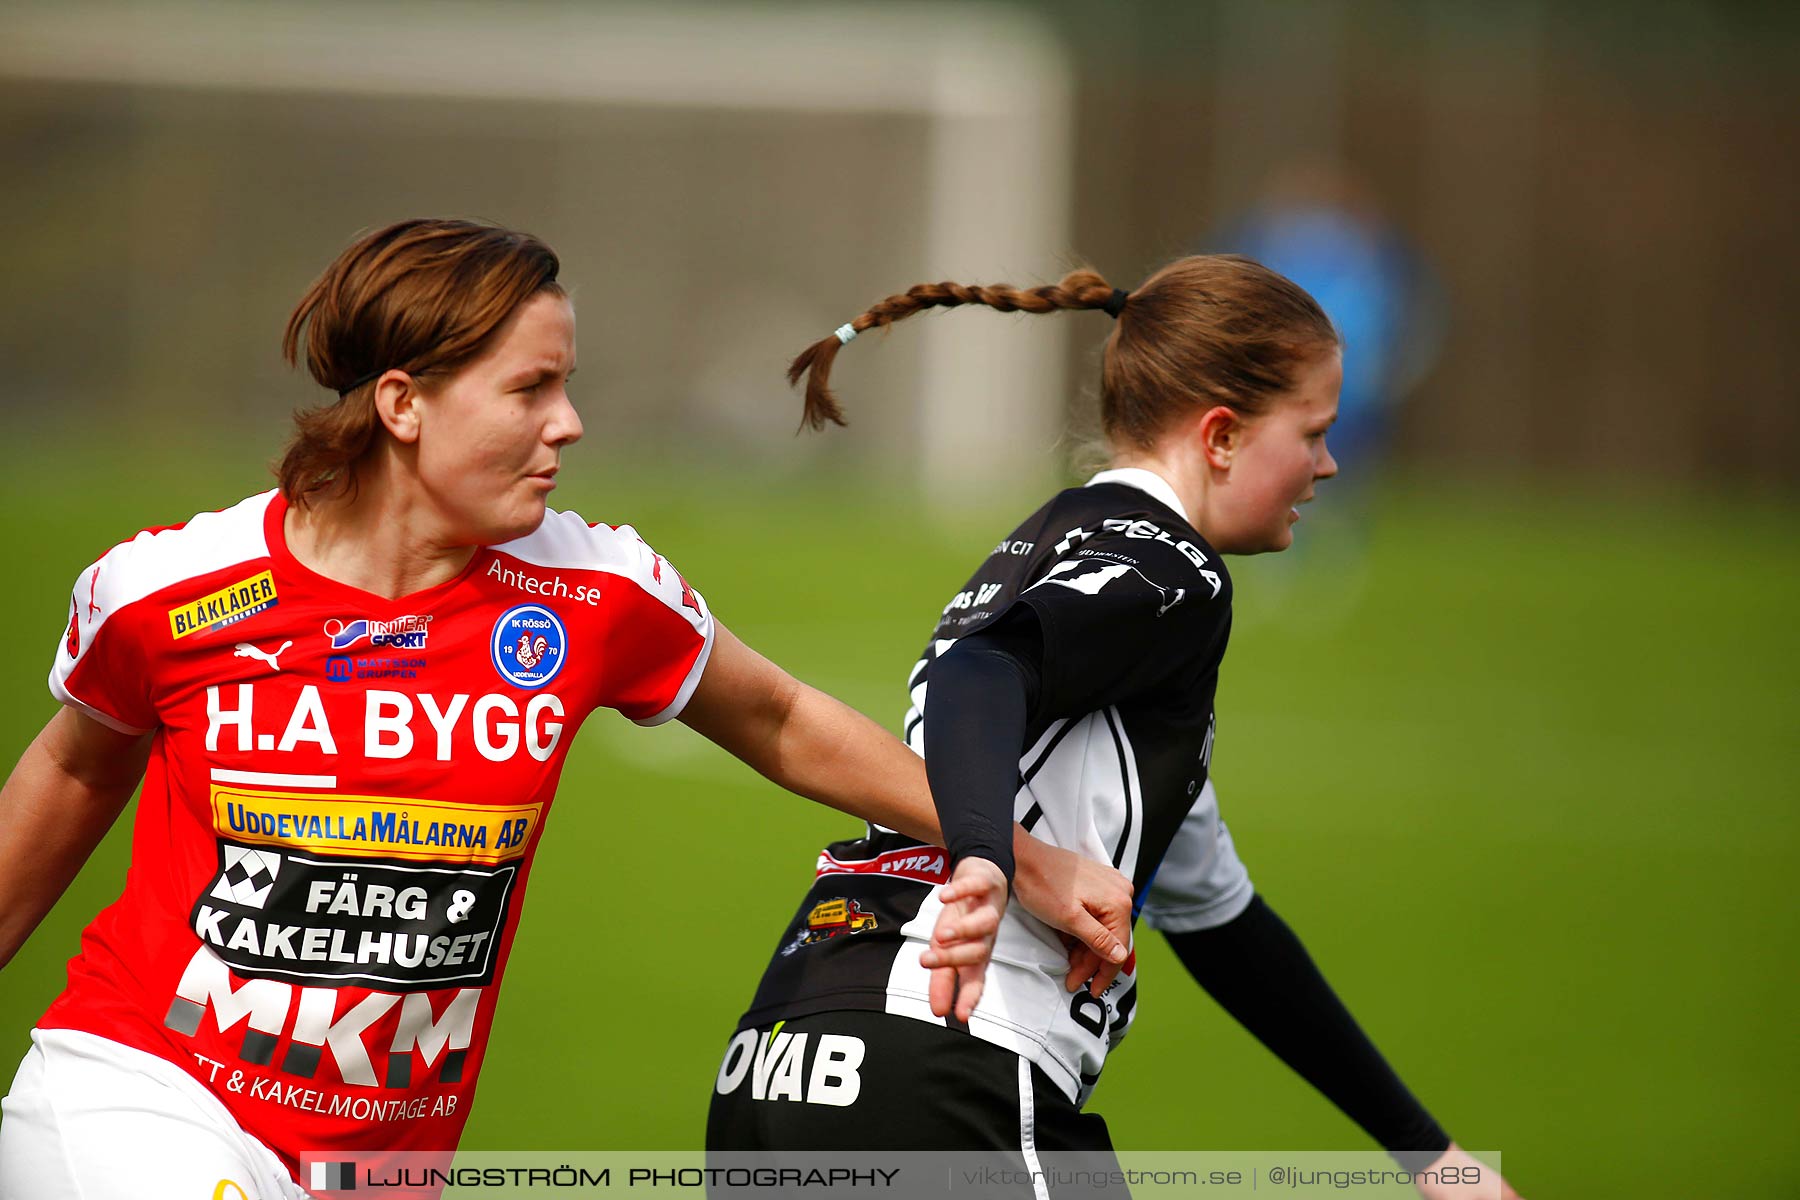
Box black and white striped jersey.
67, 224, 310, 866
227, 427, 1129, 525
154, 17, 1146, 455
737, 469, 1257, 1104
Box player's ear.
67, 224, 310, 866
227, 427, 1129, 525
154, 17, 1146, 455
372, 371, 422, 445
1195, 405, 1241, 472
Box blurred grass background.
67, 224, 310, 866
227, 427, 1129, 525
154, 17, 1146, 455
2, 3, 1797, 1196
0, 432, 1793, 1197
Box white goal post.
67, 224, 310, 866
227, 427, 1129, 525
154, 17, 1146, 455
0, 1, 1076, 502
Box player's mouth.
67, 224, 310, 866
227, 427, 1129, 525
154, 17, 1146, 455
526, 466, 559, 491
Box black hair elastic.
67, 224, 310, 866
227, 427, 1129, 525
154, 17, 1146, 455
1101, 288, 1130, 319
337, 369, 385, 397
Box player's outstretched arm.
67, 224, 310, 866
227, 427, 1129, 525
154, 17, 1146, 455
676, 623, 1131, 980
1164, 896, 1524, 1199
0, 707, 153, 970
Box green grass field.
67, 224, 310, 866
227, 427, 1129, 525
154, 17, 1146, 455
0, 437, 1794, 1197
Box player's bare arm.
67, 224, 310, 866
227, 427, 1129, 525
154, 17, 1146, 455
675, 622, 1132, 977
0, 708, 153, 970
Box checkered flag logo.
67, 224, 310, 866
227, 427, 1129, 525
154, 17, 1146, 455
309, 1161, 357, 1190
1053, 525, 1092, 555
209, 845, 282, 909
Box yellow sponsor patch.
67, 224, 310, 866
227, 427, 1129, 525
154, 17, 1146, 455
211, 786, 540, 864
168, 570, 279, 639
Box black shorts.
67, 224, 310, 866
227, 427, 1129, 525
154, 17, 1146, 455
706, 1011, 1124, 1198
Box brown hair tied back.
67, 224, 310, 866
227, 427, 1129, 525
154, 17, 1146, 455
788, 255, 1338, 447
787, 270, 1119, 431
276, 218, 563, 507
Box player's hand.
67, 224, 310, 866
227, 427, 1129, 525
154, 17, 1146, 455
919, 856, 1008, 1022
1413, 1143, 1522, 1200
1010, 834, 1133, 997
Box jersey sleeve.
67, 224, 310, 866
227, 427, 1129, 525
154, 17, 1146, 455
48, 553, 158, 734
596, 525, 716, 726
1007, 526, 1229, 719
1140, 779, 1255, 932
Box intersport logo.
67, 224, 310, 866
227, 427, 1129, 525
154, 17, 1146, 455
323, 615, 432, 650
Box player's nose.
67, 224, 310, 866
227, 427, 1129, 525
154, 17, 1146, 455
546, 387, 583, 447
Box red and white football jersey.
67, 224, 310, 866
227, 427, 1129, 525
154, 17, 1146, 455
40, 490, 713, 1187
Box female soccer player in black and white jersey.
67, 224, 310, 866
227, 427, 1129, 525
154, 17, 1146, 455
708, 257, 1522, 1199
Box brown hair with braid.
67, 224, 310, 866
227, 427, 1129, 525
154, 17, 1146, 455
277, 218, 564, 507
788, 255, 1337, 448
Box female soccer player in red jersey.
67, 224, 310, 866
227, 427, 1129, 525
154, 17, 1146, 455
0, 219, 1128, 1200
709, 258, 1522, 1199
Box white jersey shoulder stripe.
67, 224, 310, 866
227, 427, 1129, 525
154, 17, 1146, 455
51, 491, 277, 731
494, 509, 715, 729
493, 511, 712, 624
82, 491, 276, 623
493, 509, 656, 575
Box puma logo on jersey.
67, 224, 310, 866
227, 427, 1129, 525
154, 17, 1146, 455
637, 536, 702, 616
233, 641, 292, 671
714, 1027, 865, 1107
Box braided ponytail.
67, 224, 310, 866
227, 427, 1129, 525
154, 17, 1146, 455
788, 269, 1119, 430
789, 255, 1338, 449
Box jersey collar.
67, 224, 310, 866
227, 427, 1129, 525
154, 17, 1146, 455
1084, 467, 1191, 525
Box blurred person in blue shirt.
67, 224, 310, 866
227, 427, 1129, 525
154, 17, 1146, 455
1216, 161, 1444, 594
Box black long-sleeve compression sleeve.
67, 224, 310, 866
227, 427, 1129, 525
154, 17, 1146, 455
1164, 895, 1452, 1170
920, 615, 1045, 885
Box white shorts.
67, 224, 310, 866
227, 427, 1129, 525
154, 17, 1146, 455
0, 1028, 307, 1200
